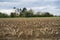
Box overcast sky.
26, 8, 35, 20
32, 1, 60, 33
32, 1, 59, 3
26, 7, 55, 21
0, 0, 60, 15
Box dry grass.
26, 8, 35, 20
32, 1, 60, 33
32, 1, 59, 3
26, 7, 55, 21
0, 17, 60, 40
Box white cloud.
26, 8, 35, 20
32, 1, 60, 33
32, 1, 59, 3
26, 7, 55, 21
27, 5, 60, 15
28, 7, 46, 12
28, 5, 56, 11
0, 9, 14, 15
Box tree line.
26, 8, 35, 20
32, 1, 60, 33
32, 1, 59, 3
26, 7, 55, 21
0, 12, 9, 18
10, 7, 54, 17
0, 7, 58, 18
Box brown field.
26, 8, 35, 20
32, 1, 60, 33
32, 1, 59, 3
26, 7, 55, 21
0, 17, 60, 40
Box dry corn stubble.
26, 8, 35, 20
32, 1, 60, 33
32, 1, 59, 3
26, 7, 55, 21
0, 18, 60, 40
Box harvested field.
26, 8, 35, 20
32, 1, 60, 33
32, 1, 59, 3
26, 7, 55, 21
0, 17, 60, 40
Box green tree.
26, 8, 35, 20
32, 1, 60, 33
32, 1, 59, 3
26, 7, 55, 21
0, 12, 9, 18
19, 8, 23, 17
34, 12, 41, 17
10, 12, 16, 17
42, 12, 53, 17
20, 7, 27, 17
11, 7, 19, 17
22, 7, 27, 12
13, 7, 16, 9
25, 9, 34, 17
